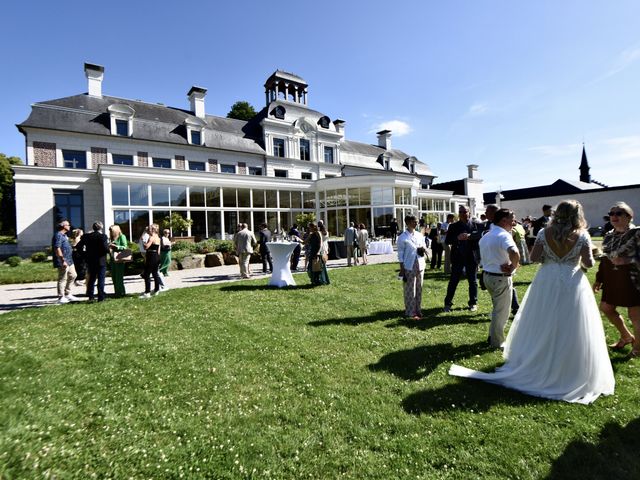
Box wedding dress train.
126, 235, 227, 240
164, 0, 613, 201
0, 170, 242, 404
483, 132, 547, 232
449, 230, 615, 404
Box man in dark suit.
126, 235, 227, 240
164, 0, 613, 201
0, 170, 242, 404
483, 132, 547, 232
258, 223, 273, 273
532, 204, 553, 236
78, 221, 110, 301
444, 205, 481, 312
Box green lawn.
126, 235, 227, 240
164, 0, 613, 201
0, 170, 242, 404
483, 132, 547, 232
0, 260, 58, 285
1, 264, 639, 479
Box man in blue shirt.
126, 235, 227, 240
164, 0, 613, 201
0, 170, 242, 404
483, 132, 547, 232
52, 219, 79, 304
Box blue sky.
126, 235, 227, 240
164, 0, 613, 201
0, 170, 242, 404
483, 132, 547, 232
2, 1, 639, 190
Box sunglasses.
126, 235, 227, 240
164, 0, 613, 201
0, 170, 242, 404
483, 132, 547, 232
608, 211, 627, 217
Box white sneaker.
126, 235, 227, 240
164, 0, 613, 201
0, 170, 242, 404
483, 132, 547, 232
74, 280, 85, 286
139, 293, 151, 299
57, 296, 70, 304
66, 294, 80, 302
160, 285, 169, 291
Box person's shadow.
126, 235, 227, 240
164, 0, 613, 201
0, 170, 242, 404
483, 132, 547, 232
402, 380, 543, 415
545, 417, 640, 479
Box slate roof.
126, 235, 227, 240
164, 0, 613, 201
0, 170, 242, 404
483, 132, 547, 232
341, 141, 434, 176
483, 179, 604, 204
265, 70, 308, 87
18, 93, 433, 176
431, 179, 466, 196
18, 94, 266, 155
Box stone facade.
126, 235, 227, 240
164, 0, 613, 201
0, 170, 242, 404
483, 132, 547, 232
238, 162, 247, 175
208, 159, 218, 173
33, 142, 56, 167
175, 155, 185, 170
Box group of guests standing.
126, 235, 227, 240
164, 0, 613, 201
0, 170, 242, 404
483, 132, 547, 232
52, 220, 172, 302
343, 222, 370, 266
397, 199, 639, 404
233, 221, 332, 286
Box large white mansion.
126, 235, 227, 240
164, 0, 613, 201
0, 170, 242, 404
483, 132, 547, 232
13, 63, 483, 254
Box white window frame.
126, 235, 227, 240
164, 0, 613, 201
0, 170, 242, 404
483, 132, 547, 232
108, 104, 135, 137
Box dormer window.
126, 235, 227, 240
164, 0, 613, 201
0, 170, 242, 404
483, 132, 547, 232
384, 159, 391, 171
272, 105, 286, 119
115, 119, 128, 136
318, 116, 330, 129
185, 117, 206, 146
108, 104, 135, 137
403, 157, 416, 173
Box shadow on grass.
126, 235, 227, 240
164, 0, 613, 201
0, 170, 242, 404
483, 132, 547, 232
387, 308, 486, 330
368, 341, 490, 381
308, 309, 402, 327
546, 417, 640, 479
308, 308, 486, 328
403, 379, 543, 415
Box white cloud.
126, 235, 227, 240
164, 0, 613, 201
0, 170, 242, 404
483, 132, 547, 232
605, 46, 640, 78
370, 120, 413, 137
467, 102, 488, 116
591, 45, 640, 84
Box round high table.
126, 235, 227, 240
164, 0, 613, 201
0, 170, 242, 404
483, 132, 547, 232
266, 241, 297, 287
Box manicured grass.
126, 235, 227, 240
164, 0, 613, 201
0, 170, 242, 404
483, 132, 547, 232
1, 264, 639, 478
0, 260, 58, 285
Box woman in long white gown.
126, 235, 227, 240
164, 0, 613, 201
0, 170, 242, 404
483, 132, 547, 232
449, 200, 615, 404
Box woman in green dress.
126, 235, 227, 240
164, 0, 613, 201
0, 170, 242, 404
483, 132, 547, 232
109, 225, 128, 297
159, 229, 172, 278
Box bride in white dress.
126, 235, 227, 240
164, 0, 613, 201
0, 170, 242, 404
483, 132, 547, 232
449, 200, 615, 404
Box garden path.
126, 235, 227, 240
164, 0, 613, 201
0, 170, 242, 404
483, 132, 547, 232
0, 252, 397, 313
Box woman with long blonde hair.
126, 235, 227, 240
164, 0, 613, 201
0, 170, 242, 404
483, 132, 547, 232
450, 200, 614, 404
108, 225, 128, 297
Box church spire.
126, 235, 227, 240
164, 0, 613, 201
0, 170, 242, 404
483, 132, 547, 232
579, 143, 591, 183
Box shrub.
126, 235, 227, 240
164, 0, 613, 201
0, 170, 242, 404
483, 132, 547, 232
0, 236, 17, 245
172, 241, 198, 253
128, 241, 140, 254
193, 239, 234, 254
5, 256, 22, 267
31, 252, 48, 263
214, 240, 234, 254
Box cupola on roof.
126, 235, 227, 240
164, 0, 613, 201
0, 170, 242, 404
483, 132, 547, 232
264, 70, 308, 107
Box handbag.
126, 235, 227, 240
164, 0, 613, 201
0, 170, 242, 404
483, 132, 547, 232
114, 248, 133, 263
311, 256, 323, 272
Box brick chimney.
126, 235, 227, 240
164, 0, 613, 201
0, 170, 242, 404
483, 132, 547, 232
84, 62, 104, 97
188, 86, 207, 119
